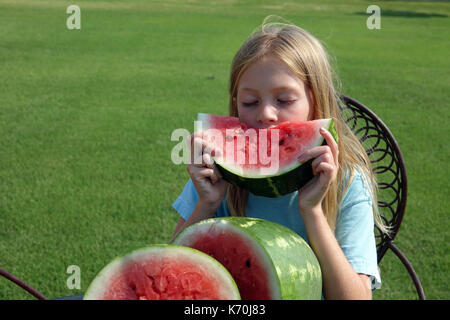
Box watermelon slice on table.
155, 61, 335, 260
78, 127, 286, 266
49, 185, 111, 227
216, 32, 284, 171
172, 217, 322, 300
83, 245, 240, 300
197, 113, 338, 197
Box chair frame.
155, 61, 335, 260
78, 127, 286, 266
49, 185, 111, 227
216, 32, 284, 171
340, 95, 425, 300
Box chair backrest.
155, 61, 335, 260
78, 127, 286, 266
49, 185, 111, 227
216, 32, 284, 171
339, 95, 408, 263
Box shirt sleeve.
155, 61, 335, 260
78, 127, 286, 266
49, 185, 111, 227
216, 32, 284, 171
335, 170, 381, 290
172, 179, 199, 221
172, 179, 230, 221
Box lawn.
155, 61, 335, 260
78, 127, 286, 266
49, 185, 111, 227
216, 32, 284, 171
0, 0, 448, 300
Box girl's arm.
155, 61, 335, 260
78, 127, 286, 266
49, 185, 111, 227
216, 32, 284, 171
169, 199, 219, 242
170, 132, 228, 242
301, 206, 372, 299
298, 127, 372, 299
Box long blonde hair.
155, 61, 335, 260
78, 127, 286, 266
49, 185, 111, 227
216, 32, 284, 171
226, 17, 389, 234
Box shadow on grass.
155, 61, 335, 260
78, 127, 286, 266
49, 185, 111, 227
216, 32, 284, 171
354, 10, 448, 18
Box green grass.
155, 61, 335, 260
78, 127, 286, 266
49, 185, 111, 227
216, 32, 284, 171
0, 0, 448, 300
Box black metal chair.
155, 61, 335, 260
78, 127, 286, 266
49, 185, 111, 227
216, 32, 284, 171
339, 95, 425, 300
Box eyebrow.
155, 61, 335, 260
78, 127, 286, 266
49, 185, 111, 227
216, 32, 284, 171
239, 86, 299, 94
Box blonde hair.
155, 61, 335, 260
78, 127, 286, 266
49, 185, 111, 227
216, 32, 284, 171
226, 16, 389, 234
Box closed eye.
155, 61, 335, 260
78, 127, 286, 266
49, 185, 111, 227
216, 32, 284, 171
277, 99, 296, 106
242, 101, 258, 107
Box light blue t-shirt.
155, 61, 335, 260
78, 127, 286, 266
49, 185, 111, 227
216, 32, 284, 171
172, 169, 381, 291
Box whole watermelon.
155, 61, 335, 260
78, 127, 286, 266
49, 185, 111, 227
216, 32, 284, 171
172, 217, 322, 300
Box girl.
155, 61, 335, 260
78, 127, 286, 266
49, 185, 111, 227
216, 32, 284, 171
171, 18, 388, 300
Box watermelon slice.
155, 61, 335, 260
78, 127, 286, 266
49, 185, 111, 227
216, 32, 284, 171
172, 217, 322, 300
197, 113, 338, 197
83, 245, 240, 300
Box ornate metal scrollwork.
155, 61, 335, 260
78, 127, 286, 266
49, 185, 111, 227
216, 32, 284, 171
339, 95, 408, 262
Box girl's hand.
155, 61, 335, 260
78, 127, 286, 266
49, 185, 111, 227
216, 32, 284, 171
186, 132, 228, 210
297, 127, 339, 213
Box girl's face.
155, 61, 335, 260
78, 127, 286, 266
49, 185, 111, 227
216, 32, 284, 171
236, 55, 314, 129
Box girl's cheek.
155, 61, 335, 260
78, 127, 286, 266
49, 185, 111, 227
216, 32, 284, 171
242, 111, 258, 127
237, 106, 250, 122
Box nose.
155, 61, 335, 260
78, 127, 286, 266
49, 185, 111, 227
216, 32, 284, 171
257, 103, 278, 127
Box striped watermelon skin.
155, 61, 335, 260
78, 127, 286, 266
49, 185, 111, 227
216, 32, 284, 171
216, 157, 315, 198
198, 114, 339, 198
173, 217, 322, 300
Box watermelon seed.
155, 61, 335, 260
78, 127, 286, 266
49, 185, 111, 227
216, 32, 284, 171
279, 139, 285, 146
245, 259, 251, 268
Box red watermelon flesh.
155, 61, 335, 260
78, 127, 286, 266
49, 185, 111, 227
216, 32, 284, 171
103, 259, 219, 300
83, 245, 240, 300
198, 113, 332, 177
187, 229, 272, 300
197, 113, 338, 197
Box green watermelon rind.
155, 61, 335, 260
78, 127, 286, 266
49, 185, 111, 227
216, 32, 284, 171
198, 114, 339, 197
172, 218, 281, 299
173, 217, 322, 300
83, 244, 241, 300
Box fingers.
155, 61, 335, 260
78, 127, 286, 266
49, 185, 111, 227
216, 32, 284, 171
198, 168, 215, 182
311, 152, 335, 176
187, 166, 223, 185
297, 128, 339, 209
212, 165, 223, 183
187, 134, 206, 165
297, 127, 339, 179
202, 152, 214, 168
314, 161, 335, 178
298, 127, 339, 167
187, 132, 221, 167
319, 127, 339, 164
298, 145, 333, 164
186, 131, 224, 185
